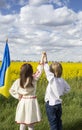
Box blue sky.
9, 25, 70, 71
0, 0, 82, 61
68, 0, 82, 12
0, 0, 82, 14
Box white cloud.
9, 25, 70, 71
19, 5, 76, 27
0, 1, 82, 61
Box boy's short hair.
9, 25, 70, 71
50, 62, 63, 78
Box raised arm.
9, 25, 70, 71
33, 64, 43, 80
44, 63, 54, 82
43, 52, 54, 82
33, 54, 44, 80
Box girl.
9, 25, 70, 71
9, 60, 43, 130
42, 52, 70, 130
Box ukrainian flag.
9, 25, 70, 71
0, 40, 11, 98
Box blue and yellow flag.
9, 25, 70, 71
0, 40, 11, 98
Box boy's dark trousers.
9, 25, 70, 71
45, 102, 62, 130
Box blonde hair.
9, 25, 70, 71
50, 62, 63, 78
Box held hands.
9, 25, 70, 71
40, 52, 48, 64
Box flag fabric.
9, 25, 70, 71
0, 41, 11, 98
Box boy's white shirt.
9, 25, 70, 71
44, 63, 70, 106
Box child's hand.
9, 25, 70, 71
42, 51, 46, 56
40, 52, 48, 64
42, 52, 48, 63
40, 51, 46, 64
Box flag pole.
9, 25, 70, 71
6, 38, 8, 43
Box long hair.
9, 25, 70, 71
50, 62, 63, 78
20, 63, 33, 88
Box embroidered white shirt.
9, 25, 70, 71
9, 64, 43, 99
44, 63, 70, 106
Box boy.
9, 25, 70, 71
42, 52, 70, 130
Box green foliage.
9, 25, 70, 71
0, 77, 82, 130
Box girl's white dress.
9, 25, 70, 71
9, 64, 43, 125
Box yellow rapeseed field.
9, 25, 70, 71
10, 62, 82, 82
61, 62, 82, 79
